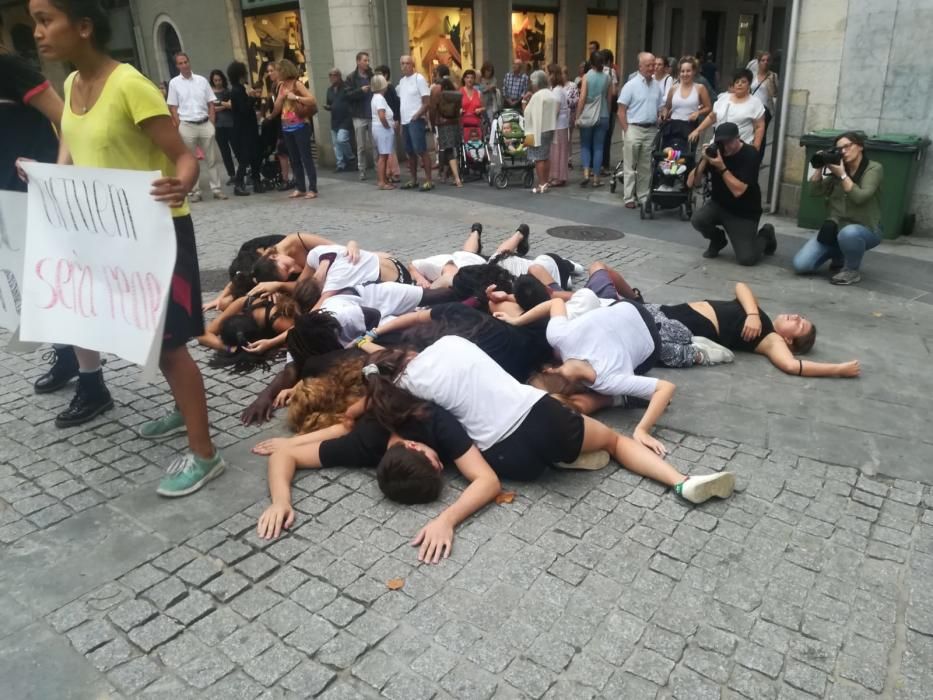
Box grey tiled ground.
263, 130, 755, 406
1, 177, 932, 699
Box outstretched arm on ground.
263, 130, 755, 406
756, 335, 860, 378
412, 446, 501, 564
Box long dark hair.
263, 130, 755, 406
361, 348, 427, 432
228, 250, 259, 299
209, 69, 228, 89
50, 0, 112, 50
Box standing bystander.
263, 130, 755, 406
324, 69, 355, 172
167, 52, 227, 201
617, 52, 663, 208
345, 51, 374, 180
502, 59, 529, 112
397, 54, 433, 191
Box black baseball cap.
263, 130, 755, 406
714, 122, 740, 142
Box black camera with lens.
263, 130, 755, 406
704, 143, 719, 159
810, 148, 843, 168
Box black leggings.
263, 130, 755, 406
233, 127, 263, 187
215, 126, 236, 178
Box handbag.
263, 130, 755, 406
294, 96, 317, 120
578, 98, 601, 127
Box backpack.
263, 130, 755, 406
437, 90, 462, 120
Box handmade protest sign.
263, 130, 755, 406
0, 191, 27, 332
19, 162, 176, 367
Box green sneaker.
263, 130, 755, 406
156, 452, 225, 498
139, 409, 186, 439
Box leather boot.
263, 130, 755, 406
55, 369, 114, 428
34, 346, 79, 394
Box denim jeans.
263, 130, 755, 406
331, 128, 353, 168
579, 116, 610, 172
282, 125, 317, 193
792, 224, 882, 273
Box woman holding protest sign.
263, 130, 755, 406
27, 0, 224, 497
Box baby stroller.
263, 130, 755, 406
459, 116, 489, 182
641, 121, 697, 221
487, 109, 535, 189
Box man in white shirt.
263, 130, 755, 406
617, 52, 664, 208
166, 52, 227, 202
397, 55, 434, 190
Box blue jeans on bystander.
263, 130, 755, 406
792, 223, 882, 273
330, 128, 353, 169
579, 116, 610, 173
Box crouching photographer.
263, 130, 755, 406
792, 131, 883, 286
687, 122, 776, 266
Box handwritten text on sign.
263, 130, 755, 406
0, 191, 27, 332
19, 163, 176, 366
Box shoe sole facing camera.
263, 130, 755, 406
681, 472, 735, 504
692, 336, 734, 365
156, 459, 226, 498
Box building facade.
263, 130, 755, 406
2, 0, 930, 233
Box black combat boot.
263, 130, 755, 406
55, 369, 114, 428
34, 345, 79, 394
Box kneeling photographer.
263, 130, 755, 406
687, 122, 776, 266
792, 131, 883, 286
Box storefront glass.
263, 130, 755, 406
586, 14, 617, 61
407, 5, 474, 83
511, 11, 555, 70
243, 8, 305, 93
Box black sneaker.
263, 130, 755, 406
234, 185, 250, 197
759, 223, 777, 256
516, 223, 531, 256
253, 181, 266, 194
55, 370, 114, 428
471, 223, 483, 255
34, 346, 79, 394
276, 180, 294, 192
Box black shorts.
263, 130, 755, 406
163, 215, 205, 350
482, 396, 584, 481
389, 257, 413, 285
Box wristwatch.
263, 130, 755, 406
839, 173, 848, 181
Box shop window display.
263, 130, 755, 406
407, 6, 473, 83
243, 10, 305, 92
586, 14, 617, 60
512, 12, 555, 69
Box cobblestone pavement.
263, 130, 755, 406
1, 178, 932, 699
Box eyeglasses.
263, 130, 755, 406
837, 142, 855, 151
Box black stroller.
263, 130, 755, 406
640, 121, 697, 221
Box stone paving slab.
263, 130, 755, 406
1, 177, 931, 698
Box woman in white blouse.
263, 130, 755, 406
688, 68, 765, 153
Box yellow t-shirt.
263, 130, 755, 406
62, 63, 190, 217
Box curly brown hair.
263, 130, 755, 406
286, 356, 367, 434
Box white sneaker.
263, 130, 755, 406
677, 472, 735, 504
568, 260, 586, 277
692, 336, 734, 366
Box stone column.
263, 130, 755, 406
558, 0, 587, 67
475, 0, 513, 79
619, 0, 647, 74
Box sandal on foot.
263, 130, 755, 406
288, 190, 303, 198
420, 181, 435, 191
304, 192, 318, 199
401, 180, 418, 190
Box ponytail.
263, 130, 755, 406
361, 349, 426, 431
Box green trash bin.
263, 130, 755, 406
864, 134, 930, 238
798, 131, 930, 238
